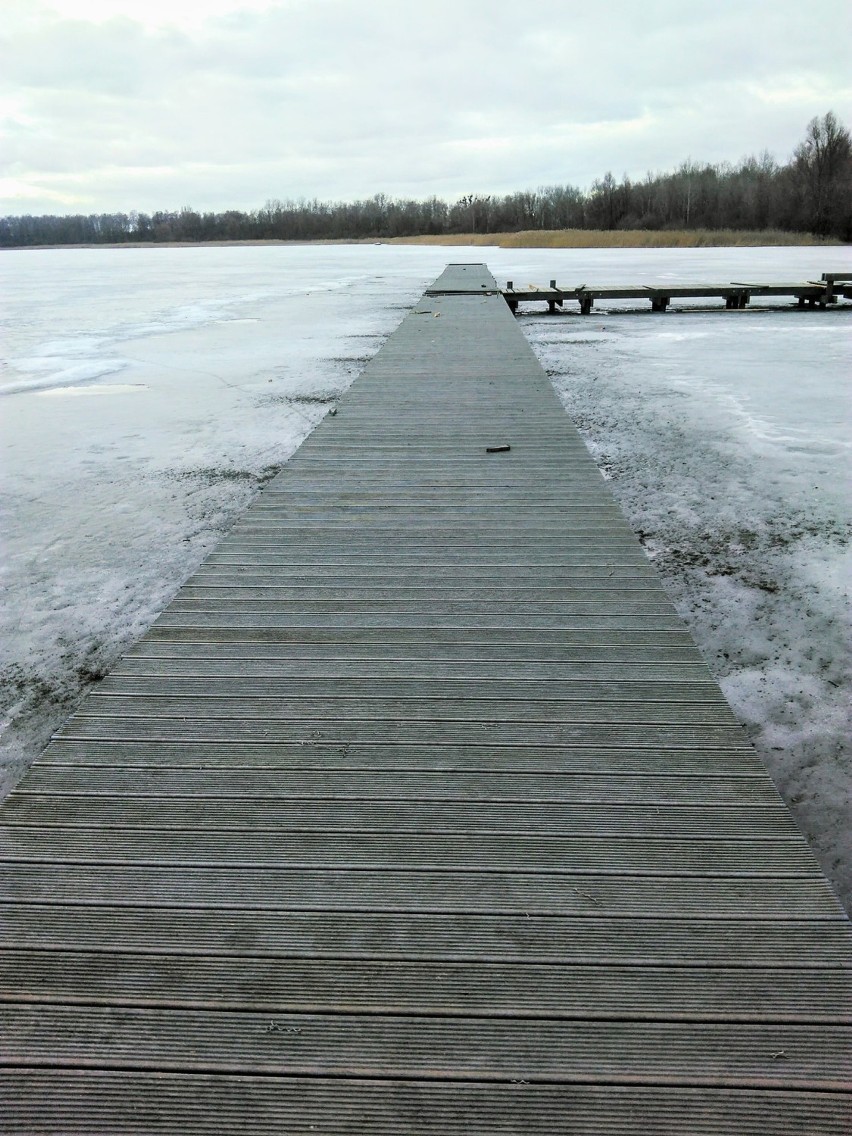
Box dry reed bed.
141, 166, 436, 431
390, 228, 837, 249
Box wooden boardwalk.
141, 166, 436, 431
1, 264, 850, 1132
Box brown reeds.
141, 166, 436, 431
388, 228, 837, 249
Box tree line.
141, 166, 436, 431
2, 112, 849, 248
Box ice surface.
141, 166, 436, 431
1, 243, 850, 910
515, 246, 851, 910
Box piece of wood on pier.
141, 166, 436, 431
1, 264, 850, 1133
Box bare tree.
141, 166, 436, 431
793, 111, 852, 236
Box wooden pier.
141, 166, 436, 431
503, 270, 852, 313
1, 264, 850, 1132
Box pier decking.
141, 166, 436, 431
1, 264, 850, 1132
503, 270, 852, 313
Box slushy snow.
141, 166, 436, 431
1, 243, 849, 910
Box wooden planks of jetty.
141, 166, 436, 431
503, 270, 852, 313
1, 263, 850, 1133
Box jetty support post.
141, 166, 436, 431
725, 289, 750, 310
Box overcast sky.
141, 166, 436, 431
2, 0, 850, 216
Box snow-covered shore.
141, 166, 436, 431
2, 243, 849, 909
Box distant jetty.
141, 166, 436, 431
502, 271, 852, 313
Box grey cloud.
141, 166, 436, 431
1, 0, 850, 214
1, 18, 188, 97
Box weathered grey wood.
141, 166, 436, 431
0, 825, 819, 874
162, 600, 694, 617
191, 565, 661, 578
502, 277, 843, 313
119, 642, 711, 663
151, 613, 698, 630
171, 589, 675, 608
18, 767, 776, 802
3, 1074, 850, 1136
73, 692, 738, 723
4, 904, 849, 964
87, 678, 732, 704
37, 739, 765, 774
55, 718, 752, 748
2, 863, 841, 918
1, 264, 848, 1131
3, 950, 849, 1022
1, 796, 796, 837
128, 628, 703, 647
4, 999, 852, 1091
110, 656, 720, 681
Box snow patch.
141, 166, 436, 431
36, 384, 149, 398
1, 359, 128, 396
526, 266, 850, 909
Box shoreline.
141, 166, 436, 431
1, 229, 842, 252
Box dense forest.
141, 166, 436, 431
2, 112, 850, 248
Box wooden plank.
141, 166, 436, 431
110, 656, 720, 681
36, 739, 765, 774
54, 719, 752, 748
2, 864, 841, 918
1, 796, 796, 838
2, 1004, 849, 1087
68, 696, 740, 725
18, 767, 777, 802
4, 905, 848, 965
0, 826, 818, 874
174, 581, 672, 595
150, 614, 700, 630
91, 677, 730, 702
3, 1073, 849, 1135
170, 587, 675, 606
119, 641, 710, 661
198, 552, 657, 567
185, 573, 662, 586
121, 629, 703, 649
3, 950, 849, 1023
81, 683, 734, 709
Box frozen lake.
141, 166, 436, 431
1, 243, 850, 908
